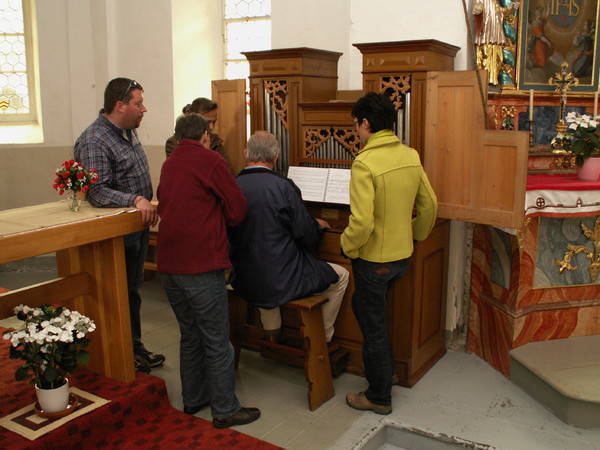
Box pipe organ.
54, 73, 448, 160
243, 41, 457, 386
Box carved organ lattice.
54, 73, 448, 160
379, 75, 411, 110
264, 80, 288, 130
303, 128, 360, 162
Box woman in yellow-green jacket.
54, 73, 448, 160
342, 93, 437, 416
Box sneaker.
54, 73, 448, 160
346, 391, 391, 415
213, 407, 261, 428
141, 349, 166, 368
134, 354, 151, 373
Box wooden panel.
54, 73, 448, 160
0, 273, 92, 319
477, 130, 528, 228
243, 47, 342, 78
306, 210, 450, 385
0, 206, 142, 265
424, 70, 528, 228
410, 72, 427, 160
56, 238, 134, 383
391, 219, 450, 386
212, 79, 248, 175
353, 40, 459, 73
247, 78, 265, 133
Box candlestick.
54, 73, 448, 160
594, 91, 598, 117
529, 89, 534, 121
525, 119, 534, 148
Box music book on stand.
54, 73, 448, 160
287, 166, 350, 205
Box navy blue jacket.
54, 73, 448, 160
229, 167, 338, 309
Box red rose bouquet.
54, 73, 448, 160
52, 160, 99, 195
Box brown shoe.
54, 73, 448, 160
346, 391, 391, 415
213, 407, 261, 428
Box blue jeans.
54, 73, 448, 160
123, 229, 149, 355
159, 271, 241, 419
351, 257, 410, 406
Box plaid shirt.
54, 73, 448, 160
74, 111, 153, 207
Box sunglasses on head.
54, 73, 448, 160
120, 79, 141, 101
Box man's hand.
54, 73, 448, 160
134, 197, 158, 227
315, 218, 331, 230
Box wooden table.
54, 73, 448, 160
0, 201, 143, 383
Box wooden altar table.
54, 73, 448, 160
0, 201, 143, 383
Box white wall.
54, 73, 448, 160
171, 0, 223, 122
272, 0, 468, 90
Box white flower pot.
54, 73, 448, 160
35, 379, 70, 412
577, 157, 600, 181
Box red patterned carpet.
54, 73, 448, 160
0, 328, 281, 449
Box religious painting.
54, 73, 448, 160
518, 0, 600, 92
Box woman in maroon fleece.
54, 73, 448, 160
157, 113, 260, 429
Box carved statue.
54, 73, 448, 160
473, 0, 520, 85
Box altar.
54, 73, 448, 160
0, 201, 144, 383
467, 174, 600, 376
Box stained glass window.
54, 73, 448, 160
224, 0, 271, 80
0, 0, 34, 119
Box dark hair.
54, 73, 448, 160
182, 98, 218, 115
175, 114, 210, 142
104, 78, 143, 114
351, 92, 396, 133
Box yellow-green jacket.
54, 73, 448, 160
340, 130, 438, 262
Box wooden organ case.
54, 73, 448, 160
242, 40, 528, 387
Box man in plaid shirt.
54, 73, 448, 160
74, 77, 164, 373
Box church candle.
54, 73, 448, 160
529, 89, 534, 121
594, 91, 598, 118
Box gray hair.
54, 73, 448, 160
174, 114, 210, 142
246, 131, 280, 163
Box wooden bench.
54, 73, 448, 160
228, 291, 334, 411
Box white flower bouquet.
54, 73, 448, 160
3, 304, 96, 389
552, 112, 600, 167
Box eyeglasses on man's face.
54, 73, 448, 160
120, 79, 141, 101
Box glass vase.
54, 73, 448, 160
67, 190, 82, 211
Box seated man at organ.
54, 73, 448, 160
229, 131, 349, 350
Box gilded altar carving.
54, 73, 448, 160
473, 0, 519, 85
264, 80, 288, 130
556, 217, 600, 281
499, 105, 516, 130
551, 155, 576, 170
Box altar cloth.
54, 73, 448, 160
527, 174, 600, 191
525, 174, 600, 217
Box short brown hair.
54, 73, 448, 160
103, 78, 143, 114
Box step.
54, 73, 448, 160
509, 335, 600, 429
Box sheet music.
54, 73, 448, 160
324, 169, 350, 204
287, 166, 350, 205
